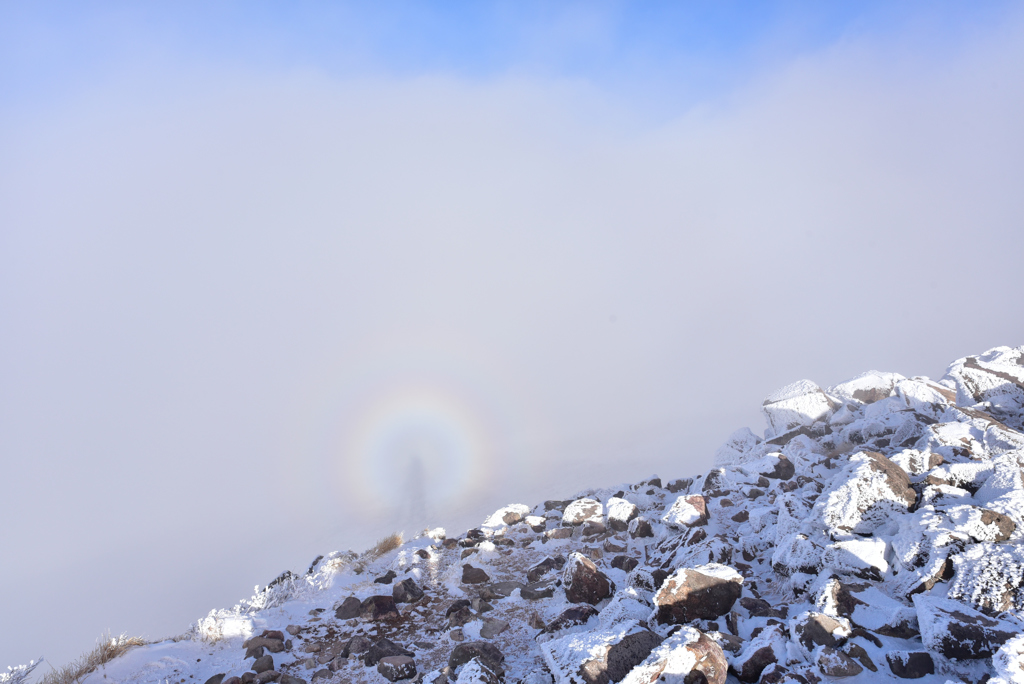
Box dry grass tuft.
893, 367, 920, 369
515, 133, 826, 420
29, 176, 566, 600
352, 532, 403, 574
39, 633, 146, 684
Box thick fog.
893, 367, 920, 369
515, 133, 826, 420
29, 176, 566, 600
3, 8, 1024, 675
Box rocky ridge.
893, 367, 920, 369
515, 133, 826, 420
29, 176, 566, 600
43, 346, 1024, 683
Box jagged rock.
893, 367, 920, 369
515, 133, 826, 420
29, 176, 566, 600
252, 655, 274, 673
760, 454, 796, 480
364, 638, 414, 666
610, 555, 638, 572
562, 552, 614, 604
542, 605, 600, 634
731, 624, 787, 683
815, 578, 918, 638
947, 542, 1024, 613
621, 627, 727, 684
562, 498, 604, 526
819, 451, 916, 535
280, 676, 306, 684
455, 658, 503, 684
545, 527, 574, 540
762, 379, 837, 434
914, 594, 1019, 659
525, 515, 547, 532
344, 635, 372, 656
254, 671, 280, 684
205, 675, 225, 684
482, 504, 531, 529
653, 564, 742, 624
360, 595, 400, 621
885, 651, 933, 679
606, 497, 639, 531
628, 517, 654, 538
739, 597, 786, 619
521, 582, 555, 600
541, 621, 662, 684
393, 578, 425, 603
821, 538, 888, 581
375, 570, 397, 584
449, 642, 505, 676
479, 581, 525, 600
471, 597, 493, 613
243, 637, 285, 653
815, 647, 862, 677
479, 617, 509, 639
527, 557, 558, 582
378, 655, 418, 681
771, 533, 823, 577
791, 611, 849, 651
662, 495, 708, 529
462, 565, 491, 584
844, 643, 876, 672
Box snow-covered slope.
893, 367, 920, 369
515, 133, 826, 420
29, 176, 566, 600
11, 345, 1024, 684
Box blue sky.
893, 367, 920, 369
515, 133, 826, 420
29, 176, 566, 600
2, 1, 1016, 115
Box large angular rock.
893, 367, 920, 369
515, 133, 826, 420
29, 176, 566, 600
730, 624, 787, 683
540, 621, 662, 684
885, 651, 934, 679
334, 596, 361, 620
947, 543, 1024, 614
393, 578, 425, 603
790, 611, 850, 651
653, 564, 743, 624
462, 565, 491, 585
481, 504, 531, 529
542, 605, 600, 634
449, 642, 505, 676
606, 497, 639, 532
762, 379, 837, 434
815, 647, 862, 677
661, 495, 708, 529
628, 517, 654, 539
759, 454, 796, 481
914, 594, 1019, 659
818, 451, 916, 535
455, 658, 502, 684
364, 638, 414, 666
562, 498, 604, 526
360, 595, 400, 621
378, 656, 417, 682
562, 552, 614, 605
621, 627, 727, 684
815, 578, 918, 638
527, 557, 558, 583
830, 371, 903, 405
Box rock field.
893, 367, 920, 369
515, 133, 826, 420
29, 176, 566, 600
58, 346, 1024, 683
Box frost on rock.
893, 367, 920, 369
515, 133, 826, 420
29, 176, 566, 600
540, 620, 661, 684
660, 495, 707, 529
761, 379, 837, 435
22, 344, 1024, 684
949, 543, 1024, 613
993, 634, 1024, 684
482, 504, 531, 531
817, 450, 916, 535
